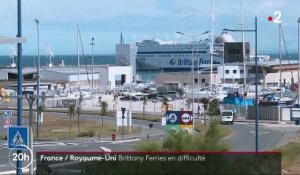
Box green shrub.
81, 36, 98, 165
78, 129, 95, 137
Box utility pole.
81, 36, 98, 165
17, 1, 23, 174
298, 17, 300, 105
25, 94, 34, 175
90, 38, 95, 93
34, 19, 41, 139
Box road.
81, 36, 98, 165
0, 112, 299, 173
224, 123, 286, 151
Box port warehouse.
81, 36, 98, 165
155, 60, 300, 90
0, 65, 132, 91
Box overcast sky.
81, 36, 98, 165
0, 0, 299, 55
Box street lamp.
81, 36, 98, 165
34, 19, 41, 139
90, 38, 95, 93
17, 1, 23, 174
223, 17, 258, 152
176, 31, 209, 132
25, 93, 34, 175
297, 17, 300, 105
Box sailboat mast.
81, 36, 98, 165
240, 0, 246, 89
77, 25, 80, 90
210, 0, 215, 92
279, 23, 282, 97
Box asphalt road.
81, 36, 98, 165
0, 112, 299, 173
224, 123, 286, 151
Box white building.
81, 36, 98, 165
217, 64, 249, 84
38, 65, 132, 90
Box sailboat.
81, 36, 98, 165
65, 25, 91, 99
46, 46, 54, 68
258, 24, 296, 106
7, 46, 17, 68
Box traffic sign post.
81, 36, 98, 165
7, 126, 28, 150
121, 108, 126, 140
165, 111, 193, 134
3, 110, 13, 128
3, 110, 13, 118
4, 118, 12, 128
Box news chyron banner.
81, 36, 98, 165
36, 151, 281, 175
166, 111, 193, 134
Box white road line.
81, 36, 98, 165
99, 146, 112, 152
111, 138, 140, 144
0, 164, 7, 168
66, 143, 79, 146
34, 142, 66, 147
250, 131, 269, 134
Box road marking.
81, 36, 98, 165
0, 164, 7, 168
111, 138, 140, 144
250, 131, 269, 134
66, 143, 79, 146
34, 142, 66, 147
99, 146, 111, 152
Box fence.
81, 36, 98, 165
247, 106, 281, 121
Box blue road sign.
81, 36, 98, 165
166, 111, 180, 125
3, 110, 12, 118
8, 126, 28, 150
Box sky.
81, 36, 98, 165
0, 0, 299, 55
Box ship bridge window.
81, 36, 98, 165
225, 70, 229, 74
240, 70, 244, 74
233, 70, 237, 74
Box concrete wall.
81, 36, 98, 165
0, 70, 8, 80
155, 72, 221, 89
108, 66, 132, 89
40, 70, 68, 82
264, 71, 298, 87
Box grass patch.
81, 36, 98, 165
28, 114, 141, 140
275, 135, 300, 170
194, 121, 232, 138
44, 108, 163, 122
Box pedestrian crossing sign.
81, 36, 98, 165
7, 126, 28, 150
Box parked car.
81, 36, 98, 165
220, 110, 234, 125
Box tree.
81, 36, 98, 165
67, 103, 76, 132
201, 98, 209, 126
162, 97, 170, 111
185, 98, 192, 110
176, 88, 184, 99
100, 101, 108, 130
208, 98, 220, 117
142, 96, 148, 118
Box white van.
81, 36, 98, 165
220, 110, 234, 124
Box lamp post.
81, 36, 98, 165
34, 19, 41, 139
223, 17, 258, 152
298, 17, 300, 105
17, 1, 23, 174
176, 31, 209, 132
90, 38, 95, 93
25, 93, 34, 175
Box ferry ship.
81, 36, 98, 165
135, 32, 235, 71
